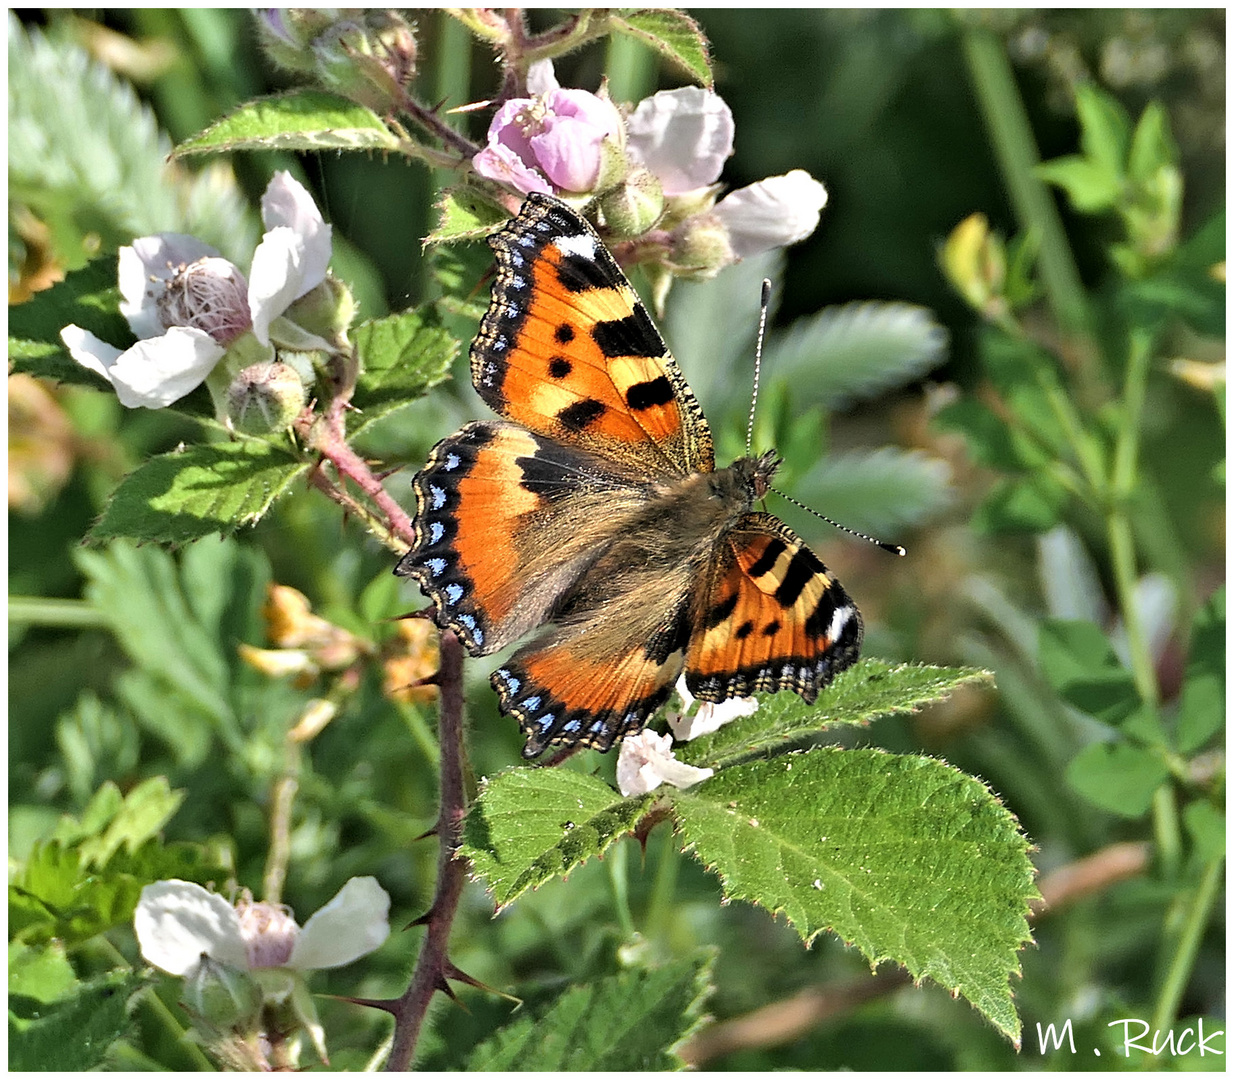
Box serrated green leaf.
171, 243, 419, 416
1065, 742, 1169, 817
1038, 620, 1139, 726
678, 660, 992, 771
9, 17, 258, 267
8, 970, 145, 1071
793, 447, 952, 536
173, 90, 399, 157
88, 440, 308, 545
1036, 156, 1122, 213
465, 955, 713, 1070
350, 310, 459, 434
78, 776, 184, 869
1177, 587, 1225, 753
461, 769, 653, 908
673, 748, 1035, 1044
767, 302, 947, 410
609, 9, 713, 87
425, 188, 509, 244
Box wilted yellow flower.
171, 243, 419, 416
382, 617, 439, 705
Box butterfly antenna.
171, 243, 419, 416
745, 278, 772, 456
772, 489, 907, 556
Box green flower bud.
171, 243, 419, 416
669, 212, 735, 279
283, 274, 356, 346
598, 167, 664, 240
313, 11, 417, 114
181, 954, 263, 1030
227, 362, 308, 434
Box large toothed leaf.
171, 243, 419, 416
88, 439, 308, 545
172, 90, 399, 157
460, 768, 653, 909
673, 748, 1036, 1045
677, 660, 993, 771
464, 954, 713, 1070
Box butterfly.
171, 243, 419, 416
396, 193, 862, 759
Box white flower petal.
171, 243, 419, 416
119, 234, 220, 339
627, 87, 734, 195
526, 58, 559, 96
616, 729, 713, 797
106, 327, 225, 408
247, 227, 306, 346
134, 880, 249, 976
667, 695, 759, 742
259, 172, 331, 300
287, 877, 391, 971
714, 169, 829, 259
61, 324, 123, 384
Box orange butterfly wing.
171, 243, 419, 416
472, 192, 713, 476
685, 513, 863, 703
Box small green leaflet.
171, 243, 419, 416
88, 439, 308, 545
464, 955, 713, 1070
173, 90, 399, 157
677, 660, 992, 771
9, 970, 147, 1071
349, 310, 458, 435
673, 748, 1036, 1045
609, 10, 713, 88
425, 188, 510, 245
460, 769, 653, 909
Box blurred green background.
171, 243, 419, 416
9, 8, 1225, 1071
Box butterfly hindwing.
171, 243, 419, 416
685, 512, 863, 703
472, 192, 714, 476
397, 419, 651, 655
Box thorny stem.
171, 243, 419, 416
386, 630, 469, 1071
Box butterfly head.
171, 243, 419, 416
730, 449, 781, 504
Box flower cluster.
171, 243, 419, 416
60, 172, 343, 425
472, 62, 828, 276
615, 679, 758, 797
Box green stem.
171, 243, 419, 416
960, 27, 1091, 340
1150, 854, 1223, 1035
645, 823, 680, 941
607, 839, 637, 941
604, 29, 656, 104
7, 596, 108, 629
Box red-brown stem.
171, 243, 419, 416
386, 630, 469, 1071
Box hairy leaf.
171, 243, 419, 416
173, 90, 399, 157
674, 748, 1036, 1044
425, 188, 509, 245
609, 10, 713, 87
88, 440, 308, 545
678, 660, 992, 771
350, 310, 459, 434
461, 769, 653, 909
465, 955, 713, 1070
766, 302, 947, 410
9, 970, 145, 1071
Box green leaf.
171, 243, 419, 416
425, 187, 509, 245
934, 398, 1048, 472
8, 941, 78, 1006
1183, 801, 1225, 863
1038, 620, 1139, 727
973, 475, 1068, 534
88, 439, 308, 545
608, 10, 713, 87
1036, 156, 1122, 214
674, 748, 1035, 1044
678, 660, 992, 771
465, 955, 713, 1070
977, 330, 1074, 460
793, 447, 952, 536
8, 259, 130, 390
1177, 587, 1224, 754
76, 776, 184, 869
9, 970, 145, 1071
1075, 83, 1131, 177
173, 90, 399, 157
1128, 101, 1178, 184
350, 310, 459, 434
461, 769, 654, 909
767, 302, 948, 410
1065, 742, 1169, 817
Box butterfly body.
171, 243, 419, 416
398, 194, 862, 758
